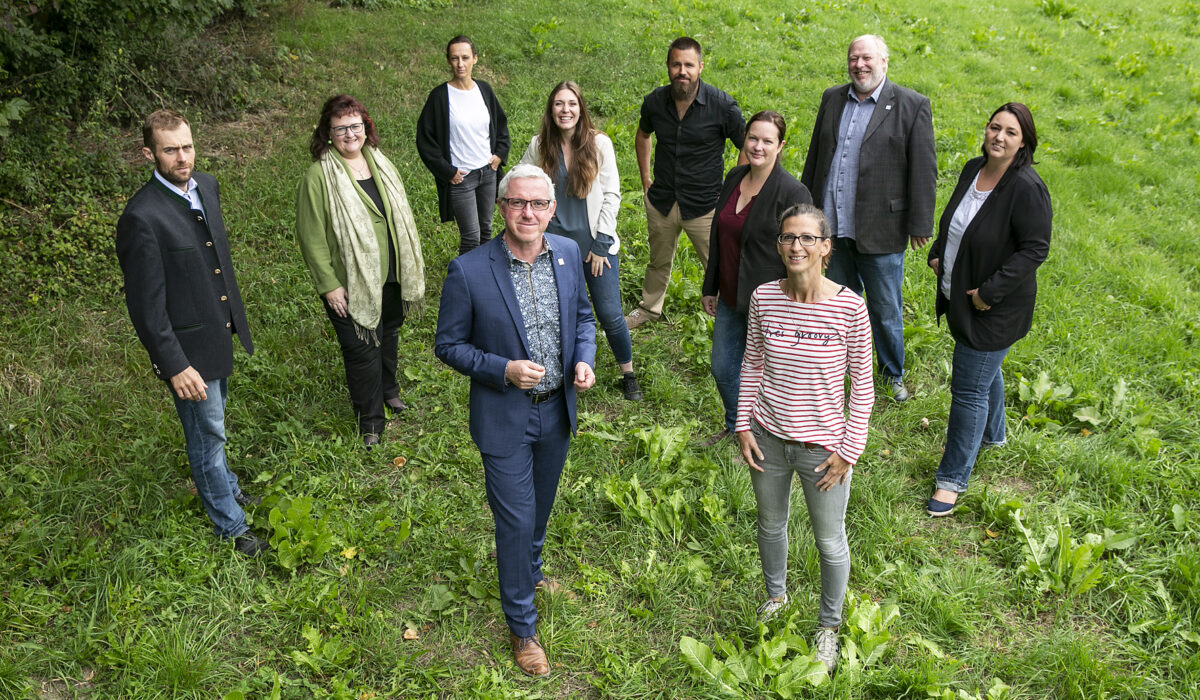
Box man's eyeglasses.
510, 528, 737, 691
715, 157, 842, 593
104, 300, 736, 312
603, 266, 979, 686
331, 123, 365, 136
777, 233, 828, 247
501, 198, 552, 211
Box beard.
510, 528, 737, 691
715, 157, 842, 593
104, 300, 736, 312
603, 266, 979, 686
155, 159, 193, 187
670, 78, 697, 102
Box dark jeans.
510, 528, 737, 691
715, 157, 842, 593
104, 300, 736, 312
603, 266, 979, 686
934, 342, 1010, 493
480, 391, 571, 637
825, 236, 906, 380
449, 166, 497, 255
584, 252, 632, 366
710, 298, 749, 432
323, 281, 406, 436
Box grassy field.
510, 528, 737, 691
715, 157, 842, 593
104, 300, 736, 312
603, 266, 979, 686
3, 0, 1200, 696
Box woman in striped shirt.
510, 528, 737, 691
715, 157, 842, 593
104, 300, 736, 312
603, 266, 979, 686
736, 203, 874, 674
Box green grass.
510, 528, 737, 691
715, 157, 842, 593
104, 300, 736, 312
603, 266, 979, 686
3, 0, 1200, 696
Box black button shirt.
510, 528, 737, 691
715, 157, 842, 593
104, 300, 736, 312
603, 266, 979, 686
639, 79, 746, 220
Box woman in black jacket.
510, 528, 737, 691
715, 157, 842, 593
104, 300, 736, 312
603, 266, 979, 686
415, 35, 510, 255
701, 110, 812, 443
925, 102, 1052, 516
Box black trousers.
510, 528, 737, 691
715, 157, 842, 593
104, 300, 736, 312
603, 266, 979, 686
323, 281, 406, 435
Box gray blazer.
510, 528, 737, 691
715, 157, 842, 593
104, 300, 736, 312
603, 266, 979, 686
800, 79, 937, 254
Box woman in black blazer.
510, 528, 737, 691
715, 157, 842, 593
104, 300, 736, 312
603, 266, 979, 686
415, 35, 510, 256
701, 110, 812, 443
925, 102, 1052, 516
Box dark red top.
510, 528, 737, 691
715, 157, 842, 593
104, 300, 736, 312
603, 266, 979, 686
716, 181, 755, 308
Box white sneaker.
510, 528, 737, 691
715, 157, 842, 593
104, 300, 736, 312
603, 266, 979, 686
814, 627, 839, 673
756, 594, 788, 621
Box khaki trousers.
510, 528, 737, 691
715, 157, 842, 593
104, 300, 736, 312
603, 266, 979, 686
637, 202, 714, 318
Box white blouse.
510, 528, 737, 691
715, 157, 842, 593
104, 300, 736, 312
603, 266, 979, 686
940, 171, 992, 300
447, 83, 492, 171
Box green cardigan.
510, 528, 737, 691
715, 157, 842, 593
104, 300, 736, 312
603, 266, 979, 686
295, 148, 401, 295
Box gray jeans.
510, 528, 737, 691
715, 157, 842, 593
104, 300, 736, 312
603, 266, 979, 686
449, 166, 497, 255
748, 420, 851, 627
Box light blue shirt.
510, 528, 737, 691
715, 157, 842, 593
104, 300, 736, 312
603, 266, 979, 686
822, 81, 885, 241
153, 169, 205, 217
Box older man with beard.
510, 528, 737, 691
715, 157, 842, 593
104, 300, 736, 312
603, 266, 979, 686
800, 34, 937, 402
625, 36, 746, 331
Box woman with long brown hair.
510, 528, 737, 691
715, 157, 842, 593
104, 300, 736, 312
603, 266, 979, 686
518, 80, 642, 401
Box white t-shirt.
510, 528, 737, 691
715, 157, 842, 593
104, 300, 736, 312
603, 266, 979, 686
941, 171, 992, 300
447, 83, 493, 172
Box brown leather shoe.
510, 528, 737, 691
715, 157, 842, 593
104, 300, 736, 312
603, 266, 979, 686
511, 634, 550, 677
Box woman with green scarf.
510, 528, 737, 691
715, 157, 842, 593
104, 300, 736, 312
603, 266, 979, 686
296, 94, 425, 448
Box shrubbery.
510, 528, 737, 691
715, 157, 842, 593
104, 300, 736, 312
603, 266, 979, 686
0, 0, 281, 303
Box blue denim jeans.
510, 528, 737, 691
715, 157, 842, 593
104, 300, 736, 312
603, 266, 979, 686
748, 421, 851, 628
449, 166, 497, 255
480, 392, 571, 637
934, 342, 1010, 493
171, 377, 248, 538
584, 252, 632, 366
825, 237, 906, 380
711, 298, 748, 432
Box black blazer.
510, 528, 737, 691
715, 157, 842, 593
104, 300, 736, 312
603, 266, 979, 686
702, 163, 812, 314
116, 173, 254, 381
929, 157, 1052, 351
800, 79, 937, 254
415, 80, 510, 223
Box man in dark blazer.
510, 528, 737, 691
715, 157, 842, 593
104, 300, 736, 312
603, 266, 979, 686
801, 34, 937, 402
435, 164, 596, 678
115, 109, 266, 557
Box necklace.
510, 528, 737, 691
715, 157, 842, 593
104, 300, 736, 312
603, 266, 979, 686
347, 159, 369, 179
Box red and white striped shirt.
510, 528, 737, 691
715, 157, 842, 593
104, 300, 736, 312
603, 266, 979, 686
735, 282, 874, 464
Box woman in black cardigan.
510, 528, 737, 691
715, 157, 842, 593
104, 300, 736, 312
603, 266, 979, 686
701, 110, 812, 443
415, 35, 510, 255
925, 102, 1052, 516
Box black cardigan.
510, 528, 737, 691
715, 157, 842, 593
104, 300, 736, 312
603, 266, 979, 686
702, 162, 812, 314
929, 156, 1052, 351
415, 80, 510, 223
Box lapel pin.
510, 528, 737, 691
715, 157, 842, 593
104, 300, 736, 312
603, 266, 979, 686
885, 105, 892, 110
557, 257, 564, 266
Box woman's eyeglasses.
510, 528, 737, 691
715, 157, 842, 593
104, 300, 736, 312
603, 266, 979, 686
331, 123, 365, 136
777, 233, 828, 247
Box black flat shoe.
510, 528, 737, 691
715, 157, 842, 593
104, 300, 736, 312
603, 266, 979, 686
234, 532, 269, 557
234, 492, 262, 508
385, 397, 407, 413
363, 433, 381, 449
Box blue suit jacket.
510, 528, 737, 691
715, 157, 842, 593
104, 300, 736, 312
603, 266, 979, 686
434, 233, 597, 456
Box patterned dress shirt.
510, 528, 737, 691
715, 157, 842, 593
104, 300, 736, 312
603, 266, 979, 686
502, 236, 563, 393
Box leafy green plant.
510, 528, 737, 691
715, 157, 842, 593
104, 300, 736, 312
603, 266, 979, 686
929, 678, 1013, 700
633, 420, 696, 467
268, 496, 335, 570
680, 626, 828, 697
839, 593, 901, 675
290, 625, 355, 676
603, 474, 690, 543
1011, 511, 1131, 597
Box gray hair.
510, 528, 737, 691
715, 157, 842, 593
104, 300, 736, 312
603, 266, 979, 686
498, 163, 556, 202
848, 34, 888, 59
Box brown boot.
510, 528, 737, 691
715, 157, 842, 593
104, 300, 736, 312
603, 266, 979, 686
511, 633, 550, 677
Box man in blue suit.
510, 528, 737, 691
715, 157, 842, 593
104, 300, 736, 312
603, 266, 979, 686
435, 163, 596, 678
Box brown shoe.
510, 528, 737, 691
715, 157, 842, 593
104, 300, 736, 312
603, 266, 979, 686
535, 577, 577, 599
511, 634, 550, 677
702, 428, 731, 447
624, 308, 655, 330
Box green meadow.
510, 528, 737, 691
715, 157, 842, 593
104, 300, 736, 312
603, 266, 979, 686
3, 0, 1200, 696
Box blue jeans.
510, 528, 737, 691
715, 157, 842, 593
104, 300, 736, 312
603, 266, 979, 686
171, 377, 248, 538
480, 392, 571, 637
825, 237, 906, 380
934, 342, 1010, 493
449, 166, 497, 255
748, 421, 851, 628
710, 298, 748, 432
584, 253, 632, 366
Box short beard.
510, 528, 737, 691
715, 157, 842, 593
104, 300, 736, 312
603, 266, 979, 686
670, 79, 697, 102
